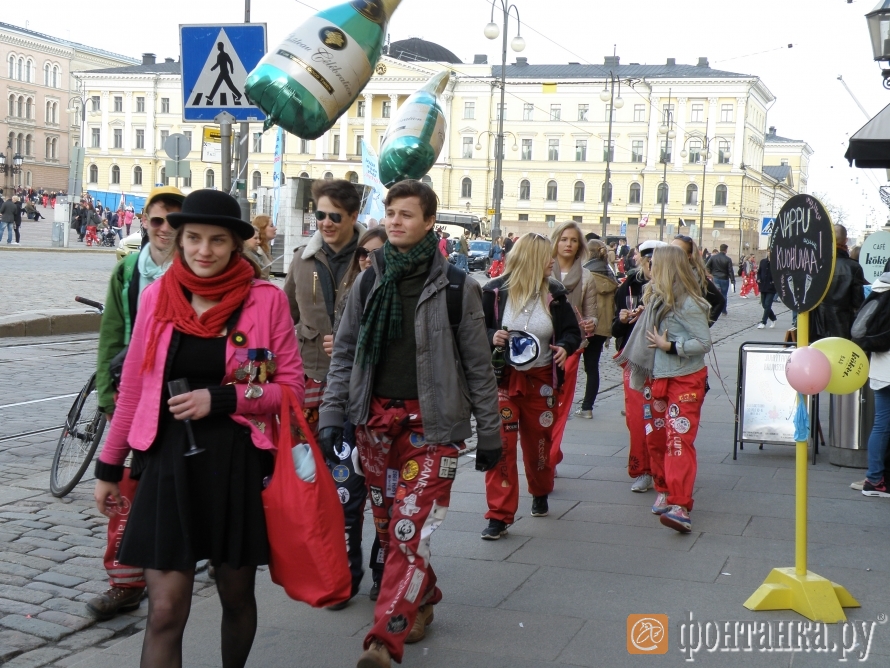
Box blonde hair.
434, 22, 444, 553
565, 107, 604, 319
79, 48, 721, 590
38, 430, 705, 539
550, 222, 588, 263
586, 239, 607, 261
504, 233, 552, 312
252, 214, 273, 255
672, 236, 710, 295
644, 245, 709, 318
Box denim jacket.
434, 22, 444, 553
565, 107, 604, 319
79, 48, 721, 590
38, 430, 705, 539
653, 295, 712, 379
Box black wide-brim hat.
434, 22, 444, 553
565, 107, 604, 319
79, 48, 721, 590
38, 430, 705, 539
166, 189, 255, 240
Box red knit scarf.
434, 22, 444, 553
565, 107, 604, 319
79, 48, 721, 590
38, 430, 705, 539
142, 254, 255, 371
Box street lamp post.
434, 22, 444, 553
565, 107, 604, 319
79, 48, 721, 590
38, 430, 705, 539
0, 138, 24, 197
484, 0, 525, 243
475, 129, 518, 234
599, 73, 623, 239
680, 134, 731, 248
66, 89, 88, 249
657, 89, 676, 241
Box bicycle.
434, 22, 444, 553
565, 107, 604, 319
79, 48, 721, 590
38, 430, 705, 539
50, 296, 108, 497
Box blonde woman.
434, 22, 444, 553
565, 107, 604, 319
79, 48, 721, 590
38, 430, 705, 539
671, 235, 726, 324
577, 239, 620, 419
548, 222, 596, 466
480, 233, 582, 539
616, 245, 712, 533
251, 214, 275, 257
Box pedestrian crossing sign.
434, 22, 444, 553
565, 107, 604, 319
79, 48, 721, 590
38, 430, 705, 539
180, 24, 267, 122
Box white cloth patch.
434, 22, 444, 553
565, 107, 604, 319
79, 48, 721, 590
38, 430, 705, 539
673, 417, 691, 434
404, 567, 425, 604
385, 468, 398, 497
539, 411, 554, 428
645, 423, 653, 435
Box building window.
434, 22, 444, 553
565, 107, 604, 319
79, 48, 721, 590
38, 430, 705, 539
628, 217, 639, 227
135, 129, 144, 149
519, 179, 530, 200
548, 139, 559, 161
253, 132, 262, 152
332, 134, 340, 155
713, 220, 726, 229
16, 57, 23, 81
545, 214, 556, 224
252, 171, 262, 189
550, 104, 561, 121
357, 100, 365, 117
463, 101, 475, 119
52, 65, 59, 88
546, 180, 558, 201
160, 130, 169, 146
323, 171, 334, 180
629, 182, 641, 204
496, 103, 506, 121
91, 128, 100, 148
183, 170, 192, 188
660, 140, 672, 163
518, 214, 529, 221
356, 134, 363, 155
575, 140, 587, 162
43, 62, 50, 86
113, 128, 122, 149
136, 96, 145, 112
720, 104, 733, 122
657, 182, 669, 204
718, 140, 731, 164
688, 138, 702, 163
421, 175, 432, 186
24, 134, 31, 156
685, 183, 699, 205
111, 165, 120, 185
88, 164, 98, 183
160, 167, 167, 185
461, 177, 472, 198
184, 130, 192, 145
605, 104, 614, 122
573, 181, 585, 202
631, 139, 644, 163
634, 104, 645, 122
161, 97, 170, 113
521, 138, 532, 161
493, 137, 505, 159
662, 104, 675, 125
690, 103, 703, 122
382, 100, 391, 118
601, 182, 612, 203
578, 104, 589, 121
45, 101, 53, 123
493, 179, 504, 200
16, 96, 23, 117
44, 137, 51, 158
603, 140, 614, 162
91, 95, 100, 111
15, 133, 22, 154
133, 166, 142, 185
113, 96, 122, 112
715, 184, 728, 206
462, 137, 473, 159
523, 103, 534, 120
301, 139, 311, 153
25, 98, 32, 119
7, 55, 14, 80
205, 169, 215, 188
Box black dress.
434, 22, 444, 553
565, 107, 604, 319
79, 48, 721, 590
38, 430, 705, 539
119, 333, 273, 570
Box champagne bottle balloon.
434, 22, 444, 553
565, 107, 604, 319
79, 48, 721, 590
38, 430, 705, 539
244, 0, 402, 139
491, 327, 509, 382
378, 70, 450, 187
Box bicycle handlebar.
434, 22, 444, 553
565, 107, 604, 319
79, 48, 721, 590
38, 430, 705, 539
75, 296, 104, 311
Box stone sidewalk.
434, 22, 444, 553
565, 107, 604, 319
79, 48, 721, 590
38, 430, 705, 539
70, 298, 890, 668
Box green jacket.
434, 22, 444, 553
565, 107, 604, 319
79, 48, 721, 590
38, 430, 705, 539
96, 252, 140, 414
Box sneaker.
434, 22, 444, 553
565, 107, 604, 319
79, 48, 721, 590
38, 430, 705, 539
85, 586, 146, 620
659, 505, 692, 533
369, 571, 381, 601
862, 479, 890, 498
769, 321, 776, 328
531, 495, 549, 517
850, 478, 866, 491
357, 640, 391, 668
481, 519, 508, 540
405, 604, 434, 644
574, 408, 593, 419
651, 492, 669, 515
631, 474, 653, 493
11, 241, 19, 245
757, 323, 765, 329
740, 295, 748, 299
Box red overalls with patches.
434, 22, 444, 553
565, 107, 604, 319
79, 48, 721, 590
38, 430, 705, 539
623, 364, 668, 492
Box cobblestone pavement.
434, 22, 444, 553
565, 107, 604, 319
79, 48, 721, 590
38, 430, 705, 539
0, 276, 779, 665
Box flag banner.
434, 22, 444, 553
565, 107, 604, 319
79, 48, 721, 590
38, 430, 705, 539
360, 139, 386, 227
272, 126, 284, 227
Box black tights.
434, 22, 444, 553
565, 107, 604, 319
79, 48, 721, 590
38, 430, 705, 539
580, 335, 607, 410
142, 564, 258, 668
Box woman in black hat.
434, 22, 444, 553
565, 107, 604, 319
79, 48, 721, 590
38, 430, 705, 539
93, 189, 304, 667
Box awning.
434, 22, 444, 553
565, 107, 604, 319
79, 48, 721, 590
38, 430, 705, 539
845, 101, 890, 168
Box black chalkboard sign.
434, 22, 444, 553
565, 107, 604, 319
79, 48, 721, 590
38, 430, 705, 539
769, 194, 836, 313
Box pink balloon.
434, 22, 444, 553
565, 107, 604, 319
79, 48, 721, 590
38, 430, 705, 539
785, 347, 832, 395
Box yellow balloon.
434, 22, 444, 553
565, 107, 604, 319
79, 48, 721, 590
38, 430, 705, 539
811, 337, 869, 395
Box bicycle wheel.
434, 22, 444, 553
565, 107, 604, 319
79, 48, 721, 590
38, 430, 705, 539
50, 374, 107, 497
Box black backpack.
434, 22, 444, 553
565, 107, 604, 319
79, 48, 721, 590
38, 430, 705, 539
358, 261, 465, 332
851, 288, 890, 353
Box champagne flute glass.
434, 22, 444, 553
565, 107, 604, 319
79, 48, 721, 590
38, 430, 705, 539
167, 378, 204, 457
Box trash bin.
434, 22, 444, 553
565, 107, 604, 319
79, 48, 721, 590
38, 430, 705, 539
828, 386, 874, 468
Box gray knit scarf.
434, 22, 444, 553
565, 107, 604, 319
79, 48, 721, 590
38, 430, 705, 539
615, 298, 666, 391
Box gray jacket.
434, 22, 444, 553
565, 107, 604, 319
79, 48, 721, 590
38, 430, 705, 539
319, 250, 502, 450
653, 295, 712, 379
0, 199, 15, 223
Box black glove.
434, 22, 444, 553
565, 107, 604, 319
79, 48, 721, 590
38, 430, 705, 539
475, 446, 503, 472
317, 426, 343, 464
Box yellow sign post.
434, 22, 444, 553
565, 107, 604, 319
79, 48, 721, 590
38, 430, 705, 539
743, 195, 859, 622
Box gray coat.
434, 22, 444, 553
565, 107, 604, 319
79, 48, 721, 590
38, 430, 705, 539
319, 250, 502, 451
653, 295, 712, 379
0, 199, 15, 223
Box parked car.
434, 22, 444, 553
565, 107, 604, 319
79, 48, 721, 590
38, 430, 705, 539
115, 230, 142, 262
450, 239, 492, 272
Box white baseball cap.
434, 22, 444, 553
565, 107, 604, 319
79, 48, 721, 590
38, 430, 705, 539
639, 240, 668, 257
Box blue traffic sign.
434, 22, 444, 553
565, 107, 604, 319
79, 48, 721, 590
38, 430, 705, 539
180, 24, 267, 122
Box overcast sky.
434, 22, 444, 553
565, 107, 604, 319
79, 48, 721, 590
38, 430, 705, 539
15, 0, 890, 235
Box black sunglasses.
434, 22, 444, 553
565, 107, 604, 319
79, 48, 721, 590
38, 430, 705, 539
148, 216, 168, 228
314, 210, 343, 223
674, 234, 694, 245
356, 247, 371, 259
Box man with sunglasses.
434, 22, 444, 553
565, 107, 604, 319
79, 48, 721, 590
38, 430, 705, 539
91, 185, 184, 621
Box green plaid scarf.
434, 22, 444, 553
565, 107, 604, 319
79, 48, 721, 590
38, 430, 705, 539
356, 230, 439, 367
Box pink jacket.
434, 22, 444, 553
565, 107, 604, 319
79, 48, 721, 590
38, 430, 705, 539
99, 279, 304, 466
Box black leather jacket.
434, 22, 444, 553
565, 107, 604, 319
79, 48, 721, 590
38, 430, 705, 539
810, 249, 867, 341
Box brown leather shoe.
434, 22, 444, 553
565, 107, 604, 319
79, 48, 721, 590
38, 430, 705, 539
405, 604, 434, 644
356, 640, 391, 668
85, 586, 146, 620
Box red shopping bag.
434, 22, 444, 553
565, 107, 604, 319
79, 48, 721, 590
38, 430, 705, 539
262, 387, 351, 607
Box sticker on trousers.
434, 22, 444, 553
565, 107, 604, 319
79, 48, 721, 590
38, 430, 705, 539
385, 469, 398, 497
369, 486, 384, 507
332, 465, 349, 483
539, 411, 554, 428
643, 404, 652, 420
387, 615, 408, 634
672, 417, 691, 434
399, 493, 421, 517
645, 423, 653, 435
333, 442, 351, 460
404, 567, 425, 604
669, 404, 680, 418
652, 399, 667, 413
438, 457, 457, 480
394, 519, 416, 542
409, 432, 425, 447
337, 488, 350, 504
540, 384, 553, 397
